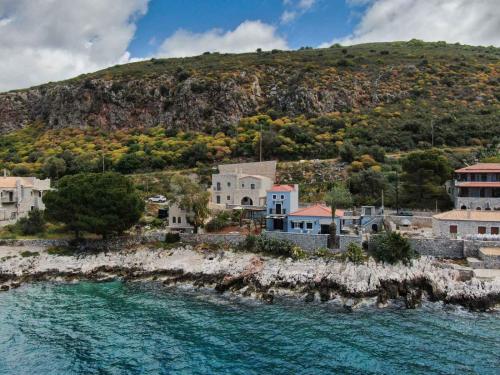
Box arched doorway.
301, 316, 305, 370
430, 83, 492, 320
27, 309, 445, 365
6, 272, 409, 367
241, 197, 253, 206
460, 205, 467, 210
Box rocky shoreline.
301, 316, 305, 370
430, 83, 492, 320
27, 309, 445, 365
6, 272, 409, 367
0, 244, 499, 311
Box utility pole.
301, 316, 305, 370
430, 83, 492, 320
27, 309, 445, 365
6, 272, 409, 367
381, 189, 384, 215
395, 171, 400, 215
431, 119, 434, 148
259, 123, 263, 162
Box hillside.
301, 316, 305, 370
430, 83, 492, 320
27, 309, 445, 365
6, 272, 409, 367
0, 41, 498, 180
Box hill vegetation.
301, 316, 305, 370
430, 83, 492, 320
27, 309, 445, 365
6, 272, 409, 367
0, 41, 498, 209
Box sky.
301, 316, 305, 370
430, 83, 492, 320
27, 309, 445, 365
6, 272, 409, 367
0, 0, 499, 92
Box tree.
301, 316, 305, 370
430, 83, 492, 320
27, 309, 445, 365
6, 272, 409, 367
169, 174, 210, 233
339, 140, 357, 163
325, 184, 352, 246
370, 232, 417, 265
42, 157, 67, 179
401, 150, 453, 209
43, 172, 144, 239
115, 153, 144, 174
17, 209, 46, 235
349, 169, 387, 205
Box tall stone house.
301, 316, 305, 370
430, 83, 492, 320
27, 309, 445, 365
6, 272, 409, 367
210, 161, 276, 209
448, 163, 500, 210
0, 176, 51, 227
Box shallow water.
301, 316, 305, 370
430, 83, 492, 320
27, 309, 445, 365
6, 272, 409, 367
0, 282, 498, 374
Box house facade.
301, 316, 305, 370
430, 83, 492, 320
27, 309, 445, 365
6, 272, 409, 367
432, 210, 500, 239
0, 176, 51, 227
288, 204, 344, 235
166, 202, 195, 233
449, 163, 500, 210
210, 161, 276, 209
265, 185, 299, 231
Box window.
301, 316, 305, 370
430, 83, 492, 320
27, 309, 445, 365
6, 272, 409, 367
299, 222, 304, 229
227, 195, 230, 201
30, 206, 34, 211
178, 217, 182, 224
216, 182, 221, 191
478, 226, 486, 234
39, 191, 42, 197
280, 195, 284, 200
216, 195, 221, 204
241, 184, 245, 188
227, 182, 231, 187
251, 184, 255, 190
449, 225, 457, 234
306, 222, 313, 229
272, 194, 277, 199
291, 222, 295, 228
491, 227, 499, 235
173, 217, 176, 223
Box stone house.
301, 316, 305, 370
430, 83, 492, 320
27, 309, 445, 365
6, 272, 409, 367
210, 161, 276, 209
0, 176, 51, 227
165, 202, 195, 233
448, 163, 500, 210
432, 210, 500, 239
265, 184, 299, 231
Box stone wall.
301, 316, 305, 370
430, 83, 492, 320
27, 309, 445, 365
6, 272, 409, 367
338, 234, 363, 250
464, 240, 500, 258
179, 233, 246, 246
408, 238, 465, 258
262, 231, 329, 252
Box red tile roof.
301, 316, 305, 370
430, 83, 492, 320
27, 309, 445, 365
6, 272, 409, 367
289, 204, 344, 218
455, 163, 500, 173
456, 182, 500, 188
268, 184, 296, 192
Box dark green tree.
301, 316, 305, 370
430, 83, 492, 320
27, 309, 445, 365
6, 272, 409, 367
17, 209, 46, 235
370, 232, 417, 265
400, 150, 453, 209
115, 153, 143, 174
43, 172, 144, 239
349, 169, 387, 205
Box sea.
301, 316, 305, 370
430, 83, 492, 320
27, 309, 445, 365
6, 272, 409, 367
0, 281, 498, 374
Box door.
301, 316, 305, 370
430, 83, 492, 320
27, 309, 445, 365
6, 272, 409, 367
275, 203, 282, 214
273, 219, 284, 230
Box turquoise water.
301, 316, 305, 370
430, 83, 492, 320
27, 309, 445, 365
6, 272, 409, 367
0, 282, 498, 374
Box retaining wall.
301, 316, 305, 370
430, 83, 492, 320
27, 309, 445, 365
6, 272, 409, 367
262, 231, 329, 251
179, 233, 246, 246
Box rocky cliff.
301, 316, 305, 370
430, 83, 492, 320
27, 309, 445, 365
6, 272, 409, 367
1, 41, 498, 134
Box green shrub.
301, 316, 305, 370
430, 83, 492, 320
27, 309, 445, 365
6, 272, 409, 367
370, 232, 417, 265
238, 235, 305, 260
47, 246, 74, 256
205, 211, 231, 232
16, 209, 46, 235
342, 242, 365, 264
165, 232, 181, 244
20, 250, 39, 258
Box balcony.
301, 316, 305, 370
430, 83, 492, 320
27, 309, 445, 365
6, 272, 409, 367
1, 195, 16, 204
268, 208, 287, 215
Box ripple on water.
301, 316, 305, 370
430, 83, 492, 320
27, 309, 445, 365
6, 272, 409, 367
0, 281, 498, 375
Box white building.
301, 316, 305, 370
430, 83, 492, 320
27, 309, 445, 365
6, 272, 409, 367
166, 202, 195, 233
0, 176, 51, 227
432, 210, 500, 239
210, 161, 276, 209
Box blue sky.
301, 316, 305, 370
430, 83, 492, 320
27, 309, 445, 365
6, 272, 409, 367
129, 0, 365, 58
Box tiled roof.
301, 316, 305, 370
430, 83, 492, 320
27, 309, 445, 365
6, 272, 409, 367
0, 177, 34, 188
268, 184, 296, 192
289, 204, 344, 218
433, 210, 500, 222
455, 163, 500, 173
456, 182, 500, 188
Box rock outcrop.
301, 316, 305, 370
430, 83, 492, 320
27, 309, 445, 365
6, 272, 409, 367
0, 245, 498, 311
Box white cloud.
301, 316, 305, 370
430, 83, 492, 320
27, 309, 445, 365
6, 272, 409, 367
0, 0, 148, 92
157, 20, 288, 58
281, 10, 298, 23
323, 0, 500, 47
280, 0, 316, 24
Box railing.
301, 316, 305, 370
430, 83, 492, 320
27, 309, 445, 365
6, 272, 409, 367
268, 208, 286, 215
